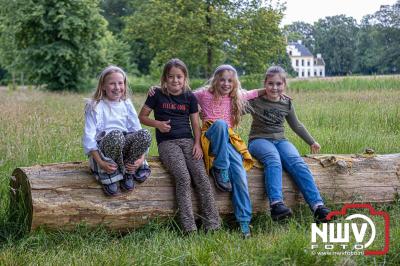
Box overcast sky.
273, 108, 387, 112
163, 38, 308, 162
279, 0, 398, 26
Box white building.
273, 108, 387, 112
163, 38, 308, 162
286, 40, 325, 78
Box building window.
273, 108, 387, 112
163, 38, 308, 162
296, 59, 299, 66
314, 60, 316, 65
289, 51, 292, 56
302, 71, 304, 77
314, 71, 317, 76
307, 61, 310, 66
307, 71, 310, 77
320, 71, 323, 76
301, 59, 304, 66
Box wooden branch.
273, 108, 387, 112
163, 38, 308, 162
10, 154, 400, 232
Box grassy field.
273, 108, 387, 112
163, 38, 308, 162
0, 75, 400, 265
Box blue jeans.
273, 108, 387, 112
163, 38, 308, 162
248, 138, 323, 209
205, 120, 252, 223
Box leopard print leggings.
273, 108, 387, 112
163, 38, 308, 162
99, 129, 152, 175
158, 138, 221, 232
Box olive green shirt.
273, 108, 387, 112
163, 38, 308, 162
248, 96, 315, 145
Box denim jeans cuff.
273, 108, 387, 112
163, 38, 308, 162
311, 202, 324, 212
270, 200, 283, 206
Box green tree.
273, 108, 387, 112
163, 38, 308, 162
0, 67, 6, 84
314, 15, 358, 76
126, 38, 154, 75
100, 0, 133, 34
100, 31, 137, 72
230, 3, 285, 74
125, 0, 285, 77
0, 23, 18, 85
355, 2, 400, 74
125, 0, 231, 77
99, 0, 138, 73
0, 0, 107, 91
370, 2, 400, 73
354, 16, 381, 74
283, 21, 314, 53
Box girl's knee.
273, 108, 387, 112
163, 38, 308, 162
249, 141, 279, 162
102, 130, 124, 150
137, 129, 152, 145
138, 128, 151, 139
284, 155, 306, 168
261, 153, 281, 166
212, 119, 228, 130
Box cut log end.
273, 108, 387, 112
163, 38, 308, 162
10, 168, 33, 230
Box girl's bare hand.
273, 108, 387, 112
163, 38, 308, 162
126, 155, 145, 173
157, 120, 171, 133
134, 154, 145, 168
148, 86, 157, 97
99, 161, 118, 174
125, 163, 137, 173
310, 142, 321, 154
192, 143, 203, 160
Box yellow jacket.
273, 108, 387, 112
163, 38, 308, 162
200, 121, 254, 175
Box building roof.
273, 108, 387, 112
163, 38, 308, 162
288, 41, 313, 57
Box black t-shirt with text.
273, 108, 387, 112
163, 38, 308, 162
144, 88, 198, 144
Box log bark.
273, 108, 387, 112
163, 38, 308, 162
9, 154, 400, 232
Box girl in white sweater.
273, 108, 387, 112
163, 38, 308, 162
83, 65, 151, 196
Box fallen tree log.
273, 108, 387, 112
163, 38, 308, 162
10, 154, 400, 232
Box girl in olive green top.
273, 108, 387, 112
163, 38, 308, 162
248, 66, 331, 223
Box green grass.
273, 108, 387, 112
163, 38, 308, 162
288, 75, 400, 92
129, 74, 400, 93
1, 75, 400, 265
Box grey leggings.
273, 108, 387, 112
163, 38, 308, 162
158, 138, 220, 232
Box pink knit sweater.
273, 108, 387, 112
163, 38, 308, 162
193, 88, 259, 128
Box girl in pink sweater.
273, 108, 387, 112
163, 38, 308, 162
193, 65, 264, 238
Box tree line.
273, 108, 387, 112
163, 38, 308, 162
0, 0, 399, 91
283, 2, 400, 76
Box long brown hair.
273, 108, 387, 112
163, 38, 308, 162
160, 58, 191, 94
207, 64, 248, 128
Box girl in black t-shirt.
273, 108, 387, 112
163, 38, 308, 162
139, 59, 220, 233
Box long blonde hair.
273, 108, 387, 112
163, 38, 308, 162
207, 64, 248, 128
160, 58, 191, 95
92, 65, 129, 104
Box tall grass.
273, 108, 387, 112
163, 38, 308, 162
0, 76, 399, 264
129, 74, 400, 93
288, 75, 400, 92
